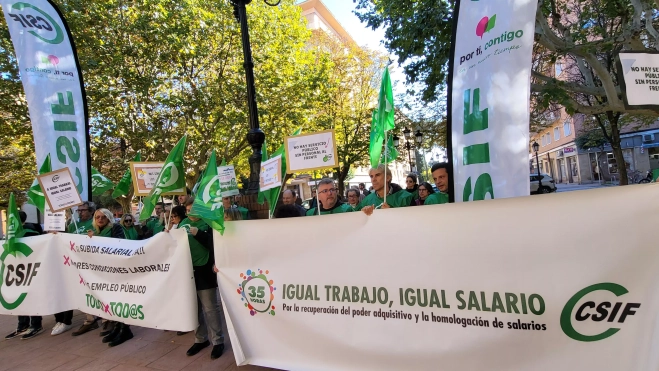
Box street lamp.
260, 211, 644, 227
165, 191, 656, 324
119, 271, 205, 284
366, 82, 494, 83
231, 0, 281, 194
532, 141, 543, 192
395, 127, 423, 173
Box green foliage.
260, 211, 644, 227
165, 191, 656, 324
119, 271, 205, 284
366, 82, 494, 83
353, 0, 453, 103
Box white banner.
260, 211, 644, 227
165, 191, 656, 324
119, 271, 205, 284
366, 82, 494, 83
450, 0, 537, 201
260, 155, 282, 192
2, 0, 90, 200
43, 207, 65, 231
219, 165, 240, 197
0, 230, 197, 331
618, 52, 659, 107
215, 184, 659, 371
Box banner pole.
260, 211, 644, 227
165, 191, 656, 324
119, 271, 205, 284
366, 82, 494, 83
384, 131, 388, 207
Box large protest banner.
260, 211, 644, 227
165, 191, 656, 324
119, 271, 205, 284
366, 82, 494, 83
215, 184, 659, 371
449, 0, 537, 201
2, 0, 91, 200
0, 230, 197, 331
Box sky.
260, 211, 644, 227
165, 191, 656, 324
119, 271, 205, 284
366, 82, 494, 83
321, 0, 408, 96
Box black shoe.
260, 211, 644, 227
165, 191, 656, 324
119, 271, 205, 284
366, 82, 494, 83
5, 327, 29, 340
20, 327, 43, 340
108, 326, 133, 347
99, 321, 115, 337
102, 323, 122, 343
210, 344, 224, 360
72, 321, 98, 336
186, 341, 210, 356
176, 331, 188, 336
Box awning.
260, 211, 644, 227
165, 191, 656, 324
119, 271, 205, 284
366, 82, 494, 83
642, 143, 659, 149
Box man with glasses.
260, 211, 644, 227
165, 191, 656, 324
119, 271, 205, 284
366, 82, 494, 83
67, 201, 95, 234
306, 178, 353, 216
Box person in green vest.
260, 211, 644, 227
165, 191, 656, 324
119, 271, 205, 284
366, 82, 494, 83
179, 198, 225, 360
424, 162, 450, 205
120, 214, 141, 240
222, 195, 250, 220
414, 182, 436, 205
144, 202, 165, 235
360, 164, 414, 215
67, 201, 95, 234
405, 174, 420, 204
306, 178, 353, 216
345, 188, 361, 211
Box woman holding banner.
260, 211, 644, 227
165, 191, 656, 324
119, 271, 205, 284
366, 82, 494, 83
84, 208, 134, 347
120, 214, 141, 240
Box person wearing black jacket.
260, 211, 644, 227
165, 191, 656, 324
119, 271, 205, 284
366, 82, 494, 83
181, 199, 224, 360
4, 212, 43, 340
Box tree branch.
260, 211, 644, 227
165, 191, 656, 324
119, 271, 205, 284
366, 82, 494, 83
532, 71, 612, 96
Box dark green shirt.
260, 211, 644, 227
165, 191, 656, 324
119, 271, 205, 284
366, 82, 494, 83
178, 218, 210, 267
67, 219, 93, 235
358, 189, 413, 210
424, 192, 449, 205
306, 202, 353, 216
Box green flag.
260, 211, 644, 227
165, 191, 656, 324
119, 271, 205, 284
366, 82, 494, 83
26, 155, 51, 213
258, 128, 302, 217
189, 150, 225, 234
1, 194, 32, 261
380, 134, 398, 164
112, 152, 141, 198
377, 66, 395, 134
91, 167, 115, 196
369, 110, 384, 168
139, 136, 187, 221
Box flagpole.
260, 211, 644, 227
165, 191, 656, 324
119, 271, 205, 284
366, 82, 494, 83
70, 208, 79, 233
383, 131, 388, 207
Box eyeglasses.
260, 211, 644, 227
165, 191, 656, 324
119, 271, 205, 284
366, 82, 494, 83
318, 188, 338, 195
124, 219, 133, 223
419, 188, 428, 192
94, 215, 107, 220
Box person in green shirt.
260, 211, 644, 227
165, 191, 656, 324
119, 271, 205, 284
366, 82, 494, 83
67, 201, 95, 234
425, 162, 450, 205
120, 214, 141, 240
345, 188, 361, 211
306, 178, 353, 216
360, 164, 414, 215
404, 174, 420, 203
222, 195, 250, 220
144, 202, 165, 235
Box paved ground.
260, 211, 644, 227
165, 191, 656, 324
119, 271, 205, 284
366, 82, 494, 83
0, 311, 275, 371
555, 182, 610, 193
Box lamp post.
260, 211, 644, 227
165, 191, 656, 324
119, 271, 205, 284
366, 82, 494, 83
231, 0, 280, 194
394, 127, 423, 173
532, 141, 543, 192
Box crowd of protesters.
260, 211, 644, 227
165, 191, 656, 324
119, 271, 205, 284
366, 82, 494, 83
3, 162, 450, 359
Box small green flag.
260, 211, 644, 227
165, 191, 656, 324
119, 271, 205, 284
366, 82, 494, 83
26, 155, 51, 213
189, 150, 224, 234
139, 136, 188, 221
91, 167, 115, 196
369, 110, 384, 168
380, 134, 398, 164
258, 128, 302, 217
377, 66, 395, 133
1, 194, 32, 261
112, 152, 141, 198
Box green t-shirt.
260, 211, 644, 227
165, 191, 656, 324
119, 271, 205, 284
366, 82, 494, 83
145, 217, 159, 232
123, 226, 139, 240
424, 192, 449, 205
358, 189, 413, 210
306, 203, 353, 216
67, 219, 93, 235
178, 218, 210, 267
237, 207, 250, 220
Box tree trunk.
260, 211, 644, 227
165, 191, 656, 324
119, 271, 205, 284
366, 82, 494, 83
607, 112, 628, 186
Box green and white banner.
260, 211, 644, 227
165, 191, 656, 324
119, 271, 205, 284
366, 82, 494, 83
0, 230, 197, 331
215, 185, 659, 370
450, 0, 537, 200
2, 0, 91, 199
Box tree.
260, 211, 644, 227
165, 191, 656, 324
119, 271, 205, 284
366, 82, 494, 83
356, 0, 659, 185
307, 30, 388, 195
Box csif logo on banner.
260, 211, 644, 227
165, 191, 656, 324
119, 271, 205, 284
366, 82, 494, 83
560, 283, 641, 342
7, 2, 64, 44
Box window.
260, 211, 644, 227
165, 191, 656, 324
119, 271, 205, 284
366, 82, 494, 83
563, 120, 572, 136
555, 62, 564, 77
554, 127, 560, 141
546, 133, 551, 145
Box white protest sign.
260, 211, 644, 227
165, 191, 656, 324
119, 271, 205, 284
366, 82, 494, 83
260, 155, 282, 192
44, 207, 66, 231
130, 162, 185, 196
0, 230, 198, 331
215, 184, 659, 371
285, 129, 338, 173
219, 165, 240, 197
37, 168, 84, 213
618, 52, 659, 106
